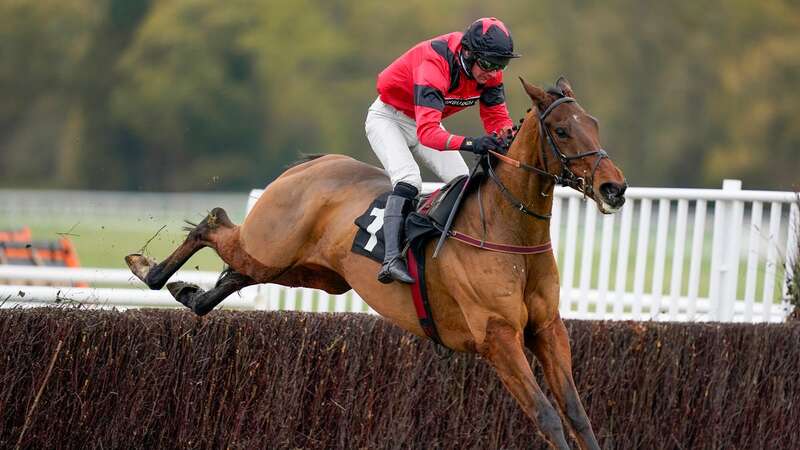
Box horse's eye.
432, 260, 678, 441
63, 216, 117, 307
555, 127, 568, 138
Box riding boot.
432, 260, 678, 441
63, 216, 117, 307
377, 194, 414, 284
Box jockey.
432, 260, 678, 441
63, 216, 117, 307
365, 17, 520, 284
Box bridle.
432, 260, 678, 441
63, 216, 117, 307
431, 95, 611, 257
485, 96, 608, 220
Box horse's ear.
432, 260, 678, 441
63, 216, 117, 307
519, 77, 548, 111
556, 76, 575, 98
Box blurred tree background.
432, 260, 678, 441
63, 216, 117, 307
0, 0, 797, 192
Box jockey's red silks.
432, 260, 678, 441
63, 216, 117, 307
376, 32, 513, 150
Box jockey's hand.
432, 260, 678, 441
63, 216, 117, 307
460, 134, 506, 155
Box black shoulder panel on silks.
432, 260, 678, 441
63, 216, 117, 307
430, 39, 461, 93
480, 83, 506, 106
413, 85, 445, 111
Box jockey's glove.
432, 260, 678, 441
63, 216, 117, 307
460, 134, 507, 155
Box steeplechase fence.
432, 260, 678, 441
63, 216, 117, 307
2, 309, 799, 449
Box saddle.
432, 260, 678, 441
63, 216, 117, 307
414, 174, 473, 227
351, 173, 482, 262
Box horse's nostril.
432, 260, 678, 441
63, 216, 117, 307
600, 182, 623, 199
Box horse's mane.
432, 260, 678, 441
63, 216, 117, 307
510, 86, 564, 132
519, 86, 565, 123
505, 87, 564, 151
285, 153, 328, 169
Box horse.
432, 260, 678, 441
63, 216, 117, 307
126, 77, 627, 450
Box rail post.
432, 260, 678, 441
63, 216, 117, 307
709, 179, 743, 321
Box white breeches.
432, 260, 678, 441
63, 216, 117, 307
365, 97, 468, 192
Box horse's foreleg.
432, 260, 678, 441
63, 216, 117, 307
481, 319, 570, 450
126, 208, 234, 290
167, 269, 256, 316
527, 318, 600, 450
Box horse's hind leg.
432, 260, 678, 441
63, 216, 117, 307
167, 268, 256, 316
126, 207, 234, 290
481, 318, 570, 450
526, 318, 600, 450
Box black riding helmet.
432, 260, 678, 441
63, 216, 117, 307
460, 17, 521, 71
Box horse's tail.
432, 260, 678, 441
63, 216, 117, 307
285, 153, 328, 169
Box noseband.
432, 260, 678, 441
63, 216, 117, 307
486, 96, 608, 220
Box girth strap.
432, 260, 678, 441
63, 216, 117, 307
407, 243, 444, 346
486, 159, 552, 220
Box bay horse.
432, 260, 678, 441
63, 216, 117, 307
126, 77, 626, 450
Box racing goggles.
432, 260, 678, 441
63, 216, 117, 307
475, 57, 507, 72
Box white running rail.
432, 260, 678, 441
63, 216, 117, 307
2, 180, 797, 322
0, 265, 374, 313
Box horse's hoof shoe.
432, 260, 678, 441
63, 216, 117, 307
167, 281, 200, 297
125, 254, 158, 283
167, 281, 202, 309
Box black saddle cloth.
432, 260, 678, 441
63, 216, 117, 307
351, 174, 483, 261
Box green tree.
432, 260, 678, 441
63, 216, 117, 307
0, 0, 798, 191
111, 0, 261, 190
706, 0, 800, 188
71, 0, 152, 189
0, 0, 98, 187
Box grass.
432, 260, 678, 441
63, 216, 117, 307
8, 222, 224, 272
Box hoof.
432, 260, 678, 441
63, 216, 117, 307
167, 281, 203, 311
125, 254, 158, 285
